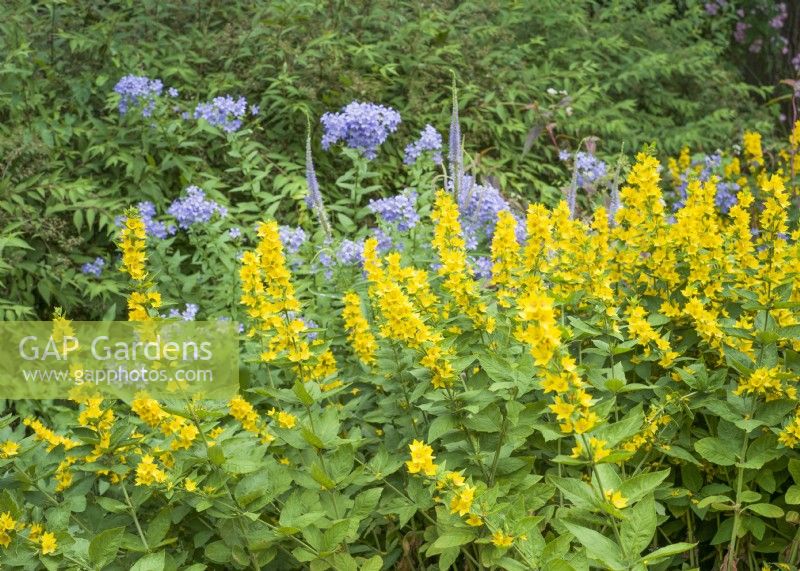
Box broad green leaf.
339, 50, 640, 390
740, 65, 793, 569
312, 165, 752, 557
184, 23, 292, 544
618, 470, 670, 503
640, 543, 696, 565
620, 494, 656, 556
88, 527, 125, 568
694, 438, 737, 466
746, 503, 784, 518
563, 522, 625, 570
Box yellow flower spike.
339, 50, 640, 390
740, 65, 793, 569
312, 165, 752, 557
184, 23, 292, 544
118, 211, 147, 282
430, 190, 492, 330
490, 210, 522, 308
342, 291, 378, 366
743, 131, 764, 168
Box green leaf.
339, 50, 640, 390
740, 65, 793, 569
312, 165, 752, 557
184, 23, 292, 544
207, 445, 225, 466
694, 437, 737, 466
788, 459, 800, 483
618, 470, 670, 503
621, 494, 656, 556
746, 503, 784, 518
131, 551, 166, 571
786, 485, 800, 505
360, 555, 383, 571
95, 497, 127, 514
146, 508, 171, 546
563, 522, 625, 570
548, 476, 597, 510
430, 529, 477, 549
640, 543, 696, 565
428, 414, 457, 442
696, 495, 733, 509
293, 380, 314, 406
88, 527, 125, 568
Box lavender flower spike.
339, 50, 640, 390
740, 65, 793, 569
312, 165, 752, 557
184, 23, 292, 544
448, 75, 464, 193
305, 131, 333, 240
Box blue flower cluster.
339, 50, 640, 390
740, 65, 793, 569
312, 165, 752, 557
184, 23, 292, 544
278, 226, 307, 254
372, 227, 395, 254
81, 257, 105, 277
168, 303, 199, 321
302, 318, 319, 341
228, 227, 242, 239
193, 95, 251, 133
561, 151, 608, 188
167, 186, 228, 229
321, 101, 401, 159
404, 125, 443, 166
368, 191, 419, 232
138, 201, 177, 239
456, 176, 524, 249
337, 239, 364, 265
315, 237, 366, 280
114, 75, 164, 117
672, 152, 741, 214
472, 256, 493, 281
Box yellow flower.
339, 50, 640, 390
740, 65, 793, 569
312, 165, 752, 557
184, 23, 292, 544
604, 489, 628, 509
465, 514, 483, 527
135, 455, 167, 487
229, 395, 262, 435
779, 413, 800, 448
40, 531, 57, 555
0, 512, 15, 533
131, 396, 168, 428
491, 530, 514, 548
541, 371, 569, 394
276, 411, 297, 429
0, 441, 19, 458
589, 437, 611, 461
735, 367, 785, 400
28, 523, 42, 542
184, 479, 198, 492
172, 423, 199, 451
23, 417, 79, 451
743, 130, 764, 168
405, 440, 438, 477
449, 485, 476, 516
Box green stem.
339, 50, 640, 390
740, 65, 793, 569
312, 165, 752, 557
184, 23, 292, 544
121, 483, 150, 552
725, 436, 749, 570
